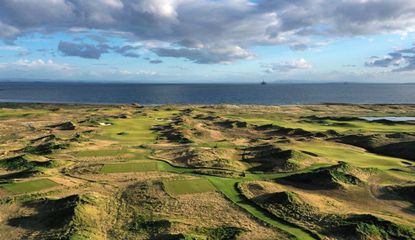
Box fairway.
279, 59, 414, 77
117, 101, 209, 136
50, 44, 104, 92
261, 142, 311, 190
284, 140, 409, 170
100, 161, 159, 173
1, 179, 59, 194
163, 178, 216, 195
229, 116, 415, 133
207, 177, 316, 240
97, 111, 176, 145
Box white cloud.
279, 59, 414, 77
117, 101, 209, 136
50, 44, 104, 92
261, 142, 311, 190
0, 59, 72, 72
264, 58, 312, 73
365, 44, 415, 72
1, 1, 415, 64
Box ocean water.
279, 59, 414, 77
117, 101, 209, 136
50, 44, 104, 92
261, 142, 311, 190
1, 82, 415, 105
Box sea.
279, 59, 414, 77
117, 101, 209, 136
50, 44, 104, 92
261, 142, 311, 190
1, 82, 415, 105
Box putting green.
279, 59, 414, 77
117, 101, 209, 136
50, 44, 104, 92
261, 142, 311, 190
163, 178, 216, 195
98, 110, 176, 145
1, 178, 59, 194
100, 161, 159, 173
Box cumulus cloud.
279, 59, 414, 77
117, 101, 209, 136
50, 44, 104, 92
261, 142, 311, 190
149, 59, 163, 64
152, 45, 253, 64
58, 41, 141, 59
113, 45, 141, 58
58, 41, 109, 59
365, 45, 415, 72
0, 59, 72, 72
2, 0, 415, 63
264, 58, 312, 73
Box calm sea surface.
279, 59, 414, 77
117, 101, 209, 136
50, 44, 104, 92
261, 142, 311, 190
1, 82, 415, 105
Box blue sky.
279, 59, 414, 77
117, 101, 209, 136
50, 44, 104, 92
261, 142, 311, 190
1, 0, 415, 83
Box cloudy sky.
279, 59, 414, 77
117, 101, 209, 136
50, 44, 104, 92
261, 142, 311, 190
1, 0, 415, 83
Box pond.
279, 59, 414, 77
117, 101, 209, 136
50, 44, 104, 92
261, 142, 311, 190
360, 117, 415, 122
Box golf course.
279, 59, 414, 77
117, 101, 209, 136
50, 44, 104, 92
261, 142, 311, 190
0, 103, 415, 240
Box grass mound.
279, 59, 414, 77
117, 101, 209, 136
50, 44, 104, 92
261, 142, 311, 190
243, 144, 312, 172
0, 169, 42, 182
252, 191, 316, 221
48, 121, 76, 130
7, 194, 79, 235
8, 193, 110, 239
279, 162, 363, 189
255, 124, 323, 138
153, 122, 192, 144
239, 181, 415, 239
214, 119, 248, 129
336, 133, 415, 161
238, 181, 317, 226
380, 184, 415, 204
156, 146, 244, 170
376, 141, 415, 161
23, 141, 69, 155
338, 214, 415, 240
30, 134, 59, 143
0, 155, 57, 171
60, 193, 110, 240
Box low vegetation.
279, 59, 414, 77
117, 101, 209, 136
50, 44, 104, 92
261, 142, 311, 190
0, 103, 414, 239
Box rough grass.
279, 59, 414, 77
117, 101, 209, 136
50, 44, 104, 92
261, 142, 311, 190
207, 176, 317, 240
1, 178, 58, 194
76, 149, 130, 157
163, 178, 216, 195
100, 161, 159, 173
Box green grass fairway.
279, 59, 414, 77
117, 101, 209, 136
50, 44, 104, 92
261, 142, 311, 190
284, 140, 409, 170
98, 110, 176, 146
228, 115, 415, 133
207, 177, 316, 240
163, 178, 216, 195
1, 179, 59, 194
100, 161, 159, 173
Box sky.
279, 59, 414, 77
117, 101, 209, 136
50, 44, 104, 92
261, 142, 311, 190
1, 0, 415, 83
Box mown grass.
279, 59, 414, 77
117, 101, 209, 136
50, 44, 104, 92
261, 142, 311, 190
227, 115, 415, 133
100, 161, 158, 173
163, 178, 216, 195
1, 178, 58, 194
207, 176, 317, 240
97, 110, 175, 146
283, 140, 409, 170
